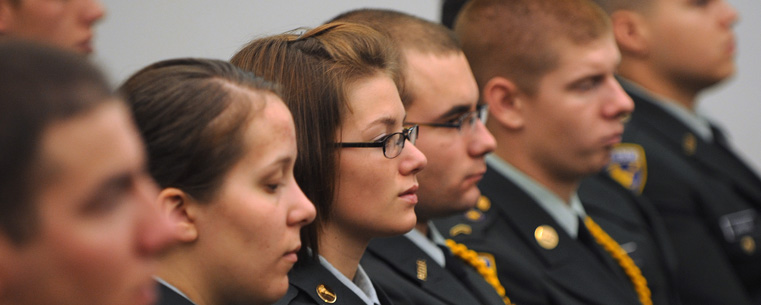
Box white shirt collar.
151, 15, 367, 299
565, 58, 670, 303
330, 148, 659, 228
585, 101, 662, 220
486, 154, 587, 238
404, 222, 446, 267
618, 77, 714, 142
318, 255, 380, 305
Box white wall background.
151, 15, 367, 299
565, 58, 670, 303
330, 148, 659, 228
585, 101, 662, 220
93, 0, 761, 172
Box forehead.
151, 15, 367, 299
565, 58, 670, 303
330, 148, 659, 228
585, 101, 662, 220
542, 34, 619, 83
36, 102, 143, 205
243, 92, 296, 151
403, 51, 479, 119
342, 74, 405, 129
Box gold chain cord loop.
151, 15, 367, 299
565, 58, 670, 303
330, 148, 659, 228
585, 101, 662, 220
445, 239, 515, 305
584, 216, 653, 305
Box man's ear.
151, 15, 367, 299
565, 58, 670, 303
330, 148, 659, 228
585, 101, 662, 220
157, 188, 199, 243
482, 76, 526, 130
610, 10, 650, 57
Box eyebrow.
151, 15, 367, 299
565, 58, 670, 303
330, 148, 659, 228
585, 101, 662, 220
364, 115, 399, 132
436, 104, 473, 120
82, 171, 134, 207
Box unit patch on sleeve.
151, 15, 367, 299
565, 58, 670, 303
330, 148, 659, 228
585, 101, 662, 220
607, 143, 647, 194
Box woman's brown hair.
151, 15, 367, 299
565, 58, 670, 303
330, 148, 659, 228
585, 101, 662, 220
119, 58, 279, 203
231, 22, 400, 261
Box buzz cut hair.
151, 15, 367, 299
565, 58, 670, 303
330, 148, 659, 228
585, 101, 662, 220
329, 8, 463, 105
456, 0, 612, 95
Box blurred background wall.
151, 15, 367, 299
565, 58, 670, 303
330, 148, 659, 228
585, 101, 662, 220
94, 0, 761, 171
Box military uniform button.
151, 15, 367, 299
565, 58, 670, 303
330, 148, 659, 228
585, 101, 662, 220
477, 195, 491, 211
683, 133, 697, 156
741, 236, 756, 255
535, 225, 559, 250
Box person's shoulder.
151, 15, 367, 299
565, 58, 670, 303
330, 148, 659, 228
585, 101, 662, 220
435, 196, 502, 242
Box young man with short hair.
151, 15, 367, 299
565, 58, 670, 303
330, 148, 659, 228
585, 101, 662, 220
593, 0, 760, 303
0, 41, 177, 305
434, 0, 672, 304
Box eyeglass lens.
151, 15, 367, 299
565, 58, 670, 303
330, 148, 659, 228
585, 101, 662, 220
383, 125, 418, 159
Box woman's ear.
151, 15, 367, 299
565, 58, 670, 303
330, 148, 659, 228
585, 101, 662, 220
157, 188, 199, 243
610, 10, 650, 57
482, 76, 526, 130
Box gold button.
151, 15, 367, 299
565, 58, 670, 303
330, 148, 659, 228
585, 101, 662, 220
683, 133, 697, 156
741, 236, 756, 255
466, 209, 483, 221
535, 225, 559, 250
316, 284, 336, 303
477, 196, 491, 211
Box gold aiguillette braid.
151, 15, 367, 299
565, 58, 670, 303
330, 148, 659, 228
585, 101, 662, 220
445, 239, 515, 305
584, 216, 652, 305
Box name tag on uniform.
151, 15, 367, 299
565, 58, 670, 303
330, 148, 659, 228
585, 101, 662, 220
719, 209, 758, 242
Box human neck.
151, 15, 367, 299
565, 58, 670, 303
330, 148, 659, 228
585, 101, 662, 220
618, 60, 700, 111
493, 147, 579, 204
157, 249, 215, 305
319, 223, 370, 280
415, 221, 430, 237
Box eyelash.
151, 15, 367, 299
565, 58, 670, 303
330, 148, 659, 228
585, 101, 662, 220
574, 76, 604, 92
266, 183, 282, 193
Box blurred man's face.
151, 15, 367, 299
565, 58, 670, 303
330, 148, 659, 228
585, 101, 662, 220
642, 0, 738, 90
0, 102, 177, 305
0, 0, 105, 54
404, 51, 496, 220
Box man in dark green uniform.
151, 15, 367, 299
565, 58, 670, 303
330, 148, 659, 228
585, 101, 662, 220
433, 0, 676, 304
329, 9, 508, 305
592, 0, 761, 304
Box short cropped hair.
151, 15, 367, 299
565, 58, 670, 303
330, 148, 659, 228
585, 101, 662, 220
231, 22, 399, 261
457, 0, 611, 95
329, 9, 461, 105
0, 41, 113, 243
120, 58, 278, 203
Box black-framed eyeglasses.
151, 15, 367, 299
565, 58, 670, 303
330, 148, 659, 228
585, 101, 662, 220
405, 104, 488, 134
336, 125, 419, 159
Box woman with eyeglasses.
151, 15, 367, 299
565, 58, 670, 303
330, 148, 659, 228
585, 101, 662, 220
120, 58, 316, 305
232, 22, 427, 305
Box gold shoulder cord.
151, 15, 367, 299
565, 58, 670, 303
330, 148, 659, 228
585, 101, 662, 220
584, 216, 653, 305
445, 239, 515, 305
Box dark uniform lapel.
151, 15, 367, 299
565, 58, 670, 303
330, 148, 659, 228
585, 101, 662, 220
628, 91, 761, 206
366, 236, 484, 305
156, 282, 196, 305
479, 167, 642, 305
286, 259, 379, 305
373, 282, 393, 305
580, 173, 681, 305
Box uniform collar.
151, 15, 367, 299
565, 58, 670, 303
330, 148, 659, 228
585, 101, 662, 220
618, 77, 714, 142
318, 255, 380, 305
404, 222, 446, 267
486, 154, 586, 238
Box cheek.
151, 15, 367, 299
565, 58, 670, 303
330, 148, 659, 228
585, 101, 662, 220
338, 153, 395, 200
335, 154, 402, 222
43, 224, 135, 304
